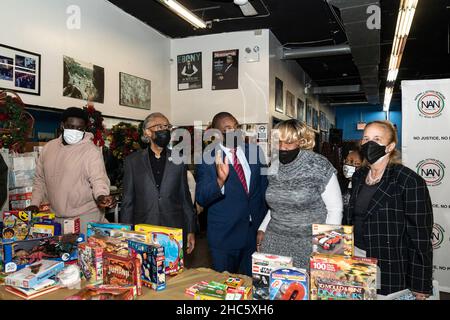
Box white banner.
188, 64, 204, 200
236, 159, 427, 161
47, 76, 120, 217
402, 79, 450, 293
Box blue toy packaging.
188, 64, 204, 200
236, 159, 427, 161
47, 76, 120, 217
269, 268, 309, 300
128, 240, 166, 291
86, 222, 132, 238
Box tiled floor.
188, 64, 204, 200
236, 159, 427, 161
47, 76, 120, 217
187, 234, 450, 300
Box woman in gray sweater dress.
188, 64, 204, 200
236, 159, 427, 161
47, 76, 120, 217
258, 119, 343, 269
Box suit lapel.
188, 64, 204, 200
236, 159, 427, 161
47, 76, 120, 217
160, 149, 172, 189
364, 166, 395, 219
142, 148, 156, 187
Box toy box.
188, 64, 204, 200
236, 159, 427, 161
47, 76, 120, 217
251, 252, 293, 300
10, 200, 32, 210
310, 253, 378, 300
5, 259, 64, 289
87, 235, 129, 257
2, 234, 85, 273
225, 286, 252, 300
65, 284, 137, 300
109, 229, 151, 244
30, 222, 62, 238
185, 281, 209, 297
86, 222, 132, 238
78, 242, 104, 284
134, 224, 183, 275
103, 252, 142, 296
269, 268, 309, 300
2, 211, 31, 241
127, 240, 166, 291
62, 217, 80, 235
224, 277, 244, 289
312, 224, 354, 257
194, 286, 227, 300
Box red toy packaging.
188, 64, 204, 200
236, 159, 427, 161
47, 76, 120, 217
312, 224, 354, 257
78, 242, 104, 284
102, 252, 143, 296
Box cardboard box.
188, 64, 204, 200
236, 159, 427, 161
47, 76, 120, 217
86, 222, 132, 238
2, 211, 31, 241
78, 242, 104, 284
310, 253, 378, 300
134, 224, 183, 275
62, 217, 80, 235
5, 260, 64, 289
103, 252, 142, 296
312, 224, 354, 257
269, 268, 309, 300
252, 252, 293, 300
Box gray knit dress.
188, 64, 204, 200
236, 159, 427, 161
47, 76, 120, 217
260, 149, 336, 270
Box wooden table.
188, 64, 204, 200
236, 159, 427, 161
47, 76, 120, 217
0, 268, 252, 300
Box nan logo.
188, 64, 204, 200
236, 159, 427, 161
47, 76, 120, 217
432, 223, 445, 250
415, 90, 446, 118
416, 159, 446, 186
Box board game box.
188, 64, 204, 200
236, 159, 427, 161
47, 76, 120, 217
251, 252, 293, 300
127, 240, 166, 291
4, 259, 65, 289
103, 252, 143, 296
269, 268, 309, 300
134, 224, 183, 275
78, 242, 104, 284
312, 224, 354, 257
310, 253, 378, 300
87, 234, 130, 257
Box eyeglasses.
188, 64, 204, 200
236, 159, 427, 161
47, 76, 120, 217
146, 124, 173, 131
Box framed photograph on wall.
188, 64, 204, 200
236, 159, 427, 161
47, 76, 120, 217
119, 72, 151, 110
177, 52, 202, 91
275, 77, 284, 113
285, 90, 295, 118
0, 44, 41, 95
306, 99, 312, 126
319, 111, 326, 131
297, 98, 305, 122
312, 109, 319, 130
63, 55, 104, 103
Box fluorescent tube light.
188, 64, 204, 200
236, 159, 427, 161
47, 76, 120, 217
159, 0, 207, 29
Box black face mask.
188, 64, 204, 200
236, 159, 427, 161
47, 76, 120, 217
279, 148, 300, 165
153, 130, 171, 148
361, 141, 387, 164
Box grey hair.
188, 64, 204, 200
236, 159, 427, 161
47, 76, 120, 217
141, 112, 168, 144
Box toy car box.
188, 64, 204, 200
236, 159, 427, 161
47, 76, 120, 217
2, 234, 85, 273
310, 253, 378, 300
86, 222, 132, 238
78, 242, 104, 284
127, 240, 166, 291
134, 224, 183, 275
312, 224, 354, 257
269, 267, 309, 300
2, 211, 32, 241
251, 252, 293, 300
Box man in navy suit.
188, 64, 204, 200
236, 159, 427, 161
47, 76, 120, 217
196, 112, 268, 276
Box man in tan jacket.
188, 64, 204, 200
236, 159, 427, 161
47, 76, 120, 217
26, 107, 116, 235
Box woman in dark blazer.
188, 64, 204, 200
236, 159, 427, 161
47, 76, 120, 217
343, 120, 433, 299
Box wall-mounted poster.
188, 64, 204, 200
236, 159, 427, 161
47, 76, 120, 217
212, 49, 239, 90
0, 44, 41, 95
63, 55, 104, 103
285, 90, 295, 118
177, 52, 202, 91
296, 98, 305, 122
312, 108, 319, 130
306, 100, 312, 126
275, 77, 284, 113
119, 72, 151, 110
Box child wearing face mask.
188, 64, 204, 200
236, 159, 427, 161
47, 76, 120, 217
341, 149, 363, 210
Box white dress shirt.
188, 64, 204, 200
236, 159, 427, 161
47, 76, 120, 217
219, 144, 251, 194
258, 173, 343, 232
